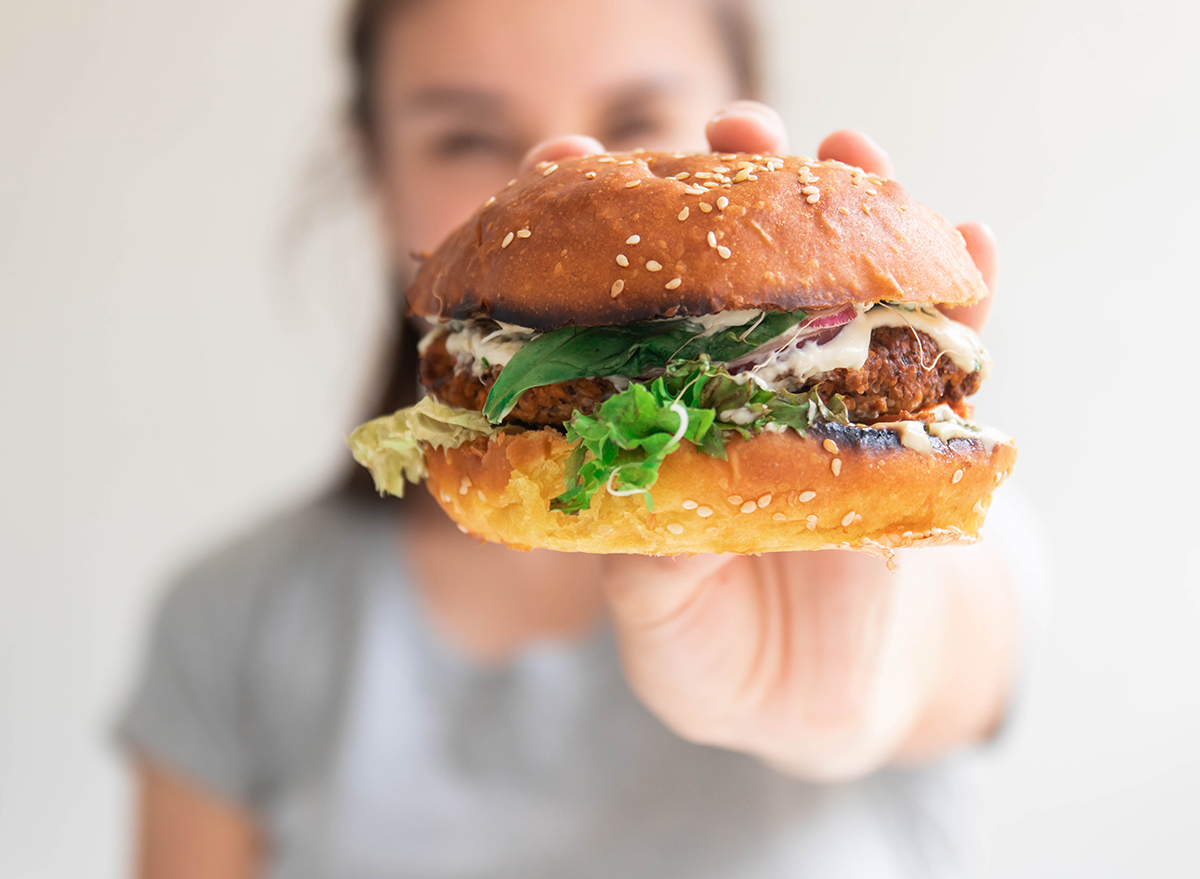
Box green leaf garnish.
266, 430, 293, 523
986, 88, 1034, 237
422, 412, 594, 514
551, 357, 848, 515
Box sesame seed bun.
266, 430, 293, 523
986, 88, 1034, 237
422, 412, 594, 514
406, 152, 989, 329
424, 423, 1017, 560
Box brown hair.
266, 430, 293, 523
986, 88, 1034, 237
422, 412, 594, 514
338, 0, 763, 500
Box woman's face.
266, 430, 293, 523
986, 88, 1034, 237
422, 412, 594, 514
371, 0, 740, 270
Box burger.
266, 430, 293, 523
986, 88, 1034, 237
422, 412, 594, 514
349, 151, 1016, 559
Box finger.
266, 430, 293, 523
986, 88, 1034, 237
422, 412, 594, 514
601, 553, 735, 633
706, 101, 790, 155
817, 130, 895, 178
518, 134, 607, 176
938, 222, 997, 333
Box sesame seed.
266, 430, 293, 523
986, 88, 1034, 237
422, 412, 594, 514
862, 204, 872, 216
618, 160, 634, 165
507, 178, 517, 186
995, 471, 1003, 483
802, 185, 819, 195
841, 511, 856, 527
597, 156, 616, 163
740, 501, 757, 514
667, 523, 684, 535
747, 174, 758, 181
457, 524, 468, 534
831, 458, 842, 476
727, 495, 742, 505
616, 254, 629, 267
734, 169, 751, 182
757, 493, 772, 508
717, 196, 729, 210
516, 229, 531, 238
478, 490, 486, 501
678, 207, 690, 221
717, 245, 732, 259
694, 171, 712, 179
822, 438, 838, 454
501, 232, 514, 248
441, 492, 451, 502
626, 234, 641, 245
682, 499, 698, 510
707, 231, 718, 248
665, 277, 682, 290
772, 512, 787, 522
699, 202, 712, 212
839, 206, 850, 215
625, 180, 641, 188
952, 469, 964, 484
585, 171, 597, 179
674, 172, 691, 180
973, 500, 986, 515
484, 196, 496, 207
697, 506, 714, 518
806, 193, 820, 204
720, 153, 737, 161
866, 188, 878, 196
704, 181, 720, 188
610, 279, 624, 298
542, 163, 558, 176
685, 186, 707, 195
646, 260, 662, 272
806, 515, 818, 530
799, 491, 817, 503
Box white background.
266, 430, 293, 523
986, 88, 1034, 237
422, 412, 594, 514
2, 0, 1198, 876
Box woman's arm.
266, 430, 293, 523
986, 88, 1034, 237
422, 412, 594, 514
136, 759, 261, 879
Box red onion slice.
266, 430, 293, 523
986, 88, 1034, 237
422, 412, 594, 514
727, 303, 859, 370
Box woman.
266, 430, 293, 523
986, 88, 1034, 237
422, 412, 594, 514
121, 0, 1040, 876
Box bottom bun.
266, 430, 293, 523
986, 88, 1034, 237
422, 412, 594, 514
424, 422, 1017, 558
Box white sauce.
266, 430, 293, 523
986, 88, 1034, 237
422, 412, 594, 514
745, 304, 992, 390
688, 309, 762, 337
718, 406, 759, 425
424, 320, 537, 376
873, 405, 1010, 456
880, 420, 934, 454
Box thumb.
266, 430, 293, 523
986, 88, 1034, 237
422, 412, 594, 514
600, 553, 735, 633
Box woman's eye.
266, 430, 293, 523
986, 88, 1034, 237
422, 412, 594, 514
603, 116, 664, 148
430, 130, 510, 160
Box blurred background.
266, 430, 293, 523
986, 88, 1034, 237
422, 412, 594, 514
2, 0, 1198, 876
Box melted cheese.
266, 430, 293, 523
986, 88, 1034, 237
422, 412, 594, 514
744, 304, 992, 390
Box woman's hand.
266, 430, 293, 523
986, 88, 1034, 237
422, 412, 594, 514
520, 103, 1017, 780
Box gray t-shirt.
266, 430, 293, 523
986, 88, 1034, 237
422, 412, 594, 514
119, 497, 1045, 878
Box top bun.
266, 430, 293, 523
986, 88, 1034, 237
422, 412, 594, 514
407, 152, 988, 330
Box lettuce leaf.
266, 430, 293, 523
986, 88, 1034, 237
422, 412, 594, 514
483, 308, 807, 422
551, 358, 848, 515
347, 397, 493, 498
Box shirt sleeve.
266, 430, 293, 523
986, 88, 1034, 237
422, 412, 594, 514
116, 560, 262, 806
